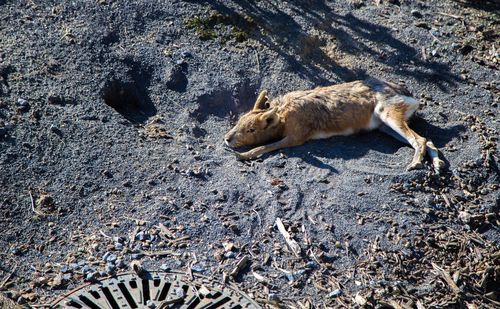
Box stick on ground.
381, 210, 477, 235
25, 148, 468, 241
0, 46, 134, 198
276, 217, 301, 257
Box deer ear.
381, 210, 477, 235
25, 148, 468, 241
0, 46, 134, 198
260, 107, 279, 128
253, 90, 269, 110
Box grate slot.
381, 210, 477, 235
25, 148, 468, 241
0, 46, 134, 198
129, 280, 138, 289
89, 290, 101, 299
185, 295, 201, 309
118, 282, 138, 308
157, 282, 171, 301
101, 287, 120, 309
153, 278, 161, 287
142, 278, 151, 304
78, 295, 101, 309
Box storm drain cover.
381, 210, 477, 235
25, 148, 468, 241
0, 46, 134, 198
50, 271, 260, 309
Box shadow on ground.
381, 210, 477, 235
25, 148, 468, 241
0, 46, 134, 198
263, 118, 466, 172
188, 0, 459, 88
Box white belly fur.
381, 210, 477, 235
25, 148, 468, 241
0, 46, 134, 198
400, 95, 419, 120
311, 128, 355, 140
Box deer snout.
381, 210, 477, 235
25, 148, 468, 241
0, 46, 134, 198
224, 131, 235, 147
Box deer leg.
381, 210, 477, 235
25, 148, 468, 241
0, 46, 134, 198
425, 140, 445, 173
236, 136, 300, 160
378, 108, 428, 171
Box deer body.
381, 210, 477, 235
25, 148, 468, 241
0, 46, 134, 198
225, 78, 444, 172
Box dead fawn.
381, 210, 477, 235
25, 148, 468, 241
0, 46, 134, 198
224, 78, 444, 172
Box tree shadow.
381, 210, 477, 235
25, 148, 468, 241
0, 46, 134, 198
186, 0, 459, 89
451, 0, 500, 12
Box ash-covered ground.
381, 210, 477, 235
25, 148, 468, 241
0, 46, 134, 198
0, 0, 498, 307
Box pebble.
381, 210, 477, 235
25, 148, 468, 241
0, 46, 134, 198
160, 264, 170, 271
50, 125, 63, 136
106, 253, 117, 263
106, 263, 116, 274
411, 10, 422, 18
328, 289, 342, 298
102, 252, 111, 261
85, 271, 98, 281
146, 300, 156, 308
60, 265, 70, 273
268, 293, 280, 302
81, 265, 93, 274
135, 231, 146, 241
116, 258, 125, 269
114, 242, 124, 250
131, 253, 143, 260
181, 51, 193, 58
175, 287, 185, 298
113, 236, 125, 243
224, 251, 236, 258
191, 265, 204, 273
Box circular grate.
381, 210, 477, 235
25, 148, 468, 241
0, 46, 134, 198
50, 271, 260, 309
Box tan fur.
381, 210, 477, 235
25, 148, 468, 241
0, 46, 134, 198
224, 79, 444, 172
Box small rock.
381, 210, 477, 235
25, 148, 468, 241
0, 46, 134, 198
415, 21, 430, 30
135, 231, 146, 241
106, 253, 117, 263
116, 258, 125, 269
47, 95, 65, 106
102, 170, 113, 178
191, 264, 204, 273
411, 10, 422, 18
146, 300, 156, 308
224, 251, 236, 258
60, 266, 70, 273
16, 98, 29, 112
85, 271, 98, 282
160, 264, 170, 271
181, 51, 193, 58
175, 287, 185, 298
131, 253, 143, 260
50, 125, 63, 136
114, 242, 124, 250
106, 263, 116, 274
328, 289, 342, 298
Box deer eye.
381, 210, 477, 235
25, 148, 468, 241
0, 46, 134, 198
247, 128, 256, 133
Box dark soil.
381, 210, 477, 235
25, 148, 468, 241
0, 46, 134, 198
0, 0, 498, 307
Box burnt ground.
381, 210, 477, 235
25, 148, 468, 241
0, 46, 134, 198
0, 0, 499, 307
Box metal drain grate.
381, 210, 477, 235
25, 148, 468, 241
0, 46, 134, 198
50, 271, 260, 309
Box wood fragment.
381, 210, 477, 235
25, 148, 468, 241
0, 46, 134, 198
432, 262, 460, 294
275, 217, 301, 257
139, 250, 181, 257
168, 235, 190, 246
437, 12, 463, 20
416, 300, 425, 309
29, 190, 45, 217
158, 223, 175, 238
230, 255, 249, 277
0, 264, 17, 290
